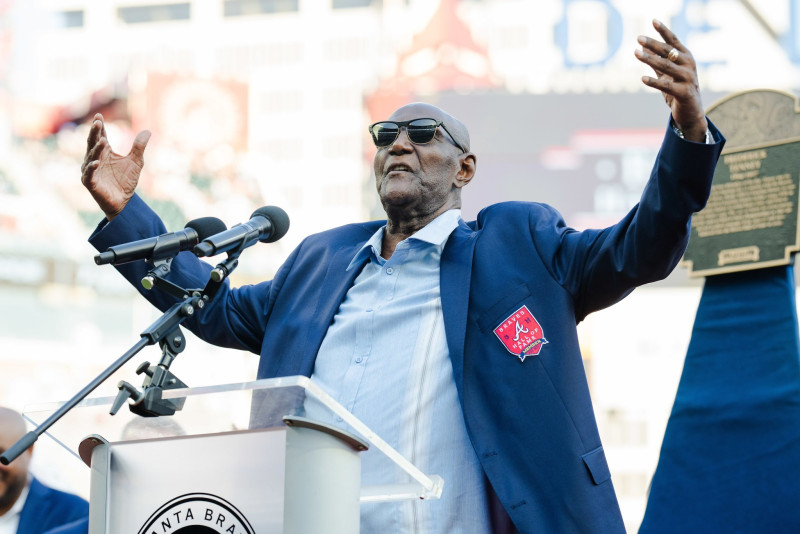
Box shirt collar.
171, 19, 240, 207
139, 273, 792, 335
347, 209, 461, 271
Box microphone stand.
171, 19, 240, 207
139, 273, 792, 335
0, 248, 244, 466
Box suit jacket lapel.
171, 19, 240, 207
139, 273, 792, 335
301, 243, 369, 371
17, 477, 46, 534
441, 220, 477, 390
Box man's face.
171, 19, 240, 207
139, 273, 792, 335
0, 421, 30, 516
373, 104, 464, 216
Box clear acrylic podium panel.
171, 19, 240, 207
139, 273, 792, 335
24, 375, 443, 503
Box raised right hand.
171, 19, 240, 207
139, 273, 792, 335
81, 113, 151, 221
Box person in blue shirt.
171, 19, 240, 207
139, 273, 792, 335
0, 408, 88, 534
80, 21, 724, 533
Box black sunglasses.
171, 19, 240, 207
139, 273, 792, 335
368, 118, 466, 153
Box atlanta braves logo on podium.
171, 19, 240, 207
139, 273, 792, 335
138, 493, 255, 534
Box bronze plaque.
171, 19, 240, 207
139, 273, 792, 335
681, 90, 800, 277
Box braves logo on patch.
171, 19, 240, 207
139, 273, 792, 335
493, 305, 548, 362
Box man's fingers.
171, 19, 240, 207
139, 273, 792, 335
128, 130, 151, 164
642, 72, 696, 102
635, 48, 679, 78
652, 19, 683, 50
83, 115, 110, 177
81, 135, 106, 174
634, 47, 695, 86
637, 37, 683, 65
636, 36, 666, 59
637, 19, 707, 139
85, 117, 103, 153
86, 137, 108, 166
641, 75, 677, 96
637, 24, 692, 65
94, 113, 108, 140
81, 160, 99, 187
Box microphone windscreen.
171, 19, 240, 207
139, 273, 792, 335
252, 206, 290, 243
185, 217, 227, 240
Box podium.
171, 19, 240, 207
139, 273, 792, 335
24, 376, 444, 533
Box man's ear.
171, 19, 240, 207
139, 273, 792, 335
454, 153, 476, 189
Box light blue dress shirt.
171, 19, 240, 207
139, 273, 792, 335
310, 209, 490, 533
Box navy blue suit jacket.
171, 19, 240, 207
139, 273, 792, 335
16, 478, 88, 534
40, 518, 88, 534
90, 122, 724, 533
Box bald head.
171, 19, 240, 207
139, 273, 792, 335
388, 102, 471, 153
0, 408, 26, 443
0, 407, 31, 517
372, 101, 477, 248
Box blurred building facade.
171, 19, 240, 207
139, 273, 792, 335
1, 1, 799, 530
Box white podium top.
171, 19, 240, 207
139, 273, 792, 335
25, 375, 443, 502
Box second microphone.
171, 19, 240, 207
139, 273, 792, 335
193, 206, 290, 258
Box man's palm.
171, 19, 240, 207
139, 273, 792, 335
82, 117, 151, 220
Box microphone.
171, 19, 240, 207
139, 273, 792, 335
95, 217, 227, 266
193, 206, 289, 258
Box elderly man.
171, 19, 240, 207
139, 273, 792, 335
0, 408, 88, 534
81, 21, 723, 533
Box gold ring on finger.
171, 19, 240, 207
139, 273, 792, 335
667, 48, 680, 62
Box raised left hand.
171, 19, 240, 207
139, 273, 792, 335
636, 19, 708, 142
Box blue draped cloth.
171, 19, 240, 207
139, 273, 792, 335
640, 265, 800, 533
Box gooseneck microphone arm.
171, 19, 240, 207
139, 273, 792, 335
0, 208, 289, 466
1, 224, 227, 465
195, 205, 290, 299
0, 295, 201, 465
94, 216, 227, 266
193, 206, 289, 258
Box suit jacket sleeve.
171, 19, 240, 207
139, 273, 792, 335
536, 119, 725, 321
88, 194, 297, 354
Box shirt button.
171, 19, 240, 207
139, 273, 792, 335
386, 267, 394, 275
355, 357, 363, 363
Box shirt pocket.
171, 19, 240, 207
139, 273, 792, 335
477, 282, 533, 333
